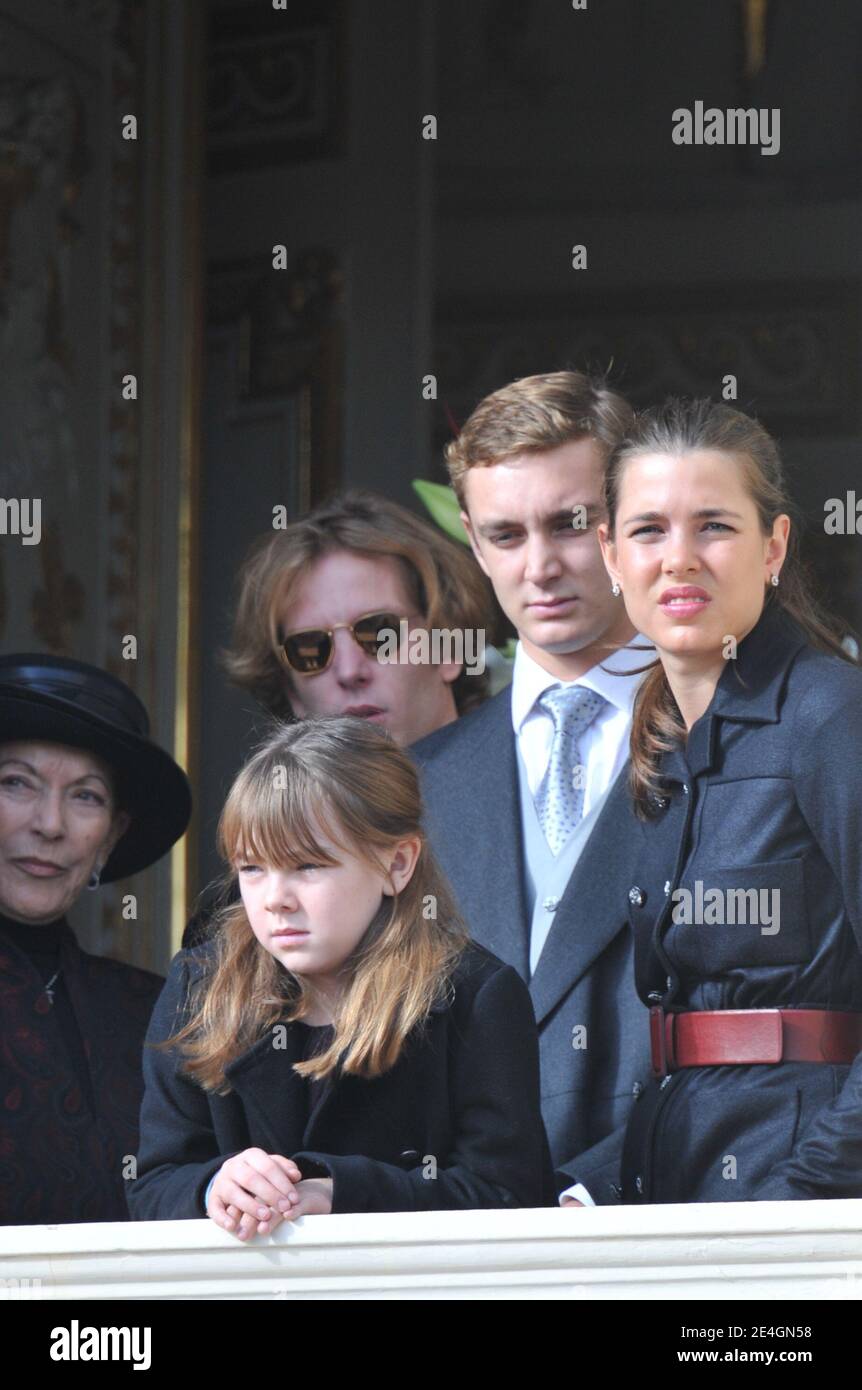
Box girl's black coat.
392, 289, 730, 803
127, 940, 556, 1218
621, 602, 862, 1203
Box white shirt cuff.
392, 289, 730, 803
558, 1182, 595, 1206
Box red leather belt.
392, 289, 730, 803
650, 1006, 862, 1078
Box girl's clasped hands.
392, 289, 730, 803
207, 1147, 333, 1239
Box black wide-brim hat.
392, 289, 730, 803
0, 654, 192, 882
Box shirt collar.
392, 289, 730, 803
511, 633, 655, 736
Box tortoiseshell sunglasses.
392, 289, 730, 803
278, 611, 410, 675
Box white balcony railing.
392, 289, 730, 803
1, 1200, 861, 1300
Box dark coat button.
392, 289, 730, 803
399, 1149, 420, 1167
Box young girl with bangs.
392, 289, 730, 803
128, 716, 553, 1236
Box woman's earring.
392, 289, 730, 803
770, 573, 779, 587
611, 582, 621, 597
87, 866, 102, 891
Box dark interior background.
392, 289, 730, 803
2, 0, 860, 960
199, 0, 862, 890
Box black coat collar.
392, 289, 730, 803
661, 601, 808, 783
711, 600, 808, 723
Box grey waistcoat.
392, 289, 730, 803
515, 742, 614, 976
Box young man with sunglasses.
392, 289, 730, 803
274, 555, 466, 744
221, 489, 494, 746
412, 371, 655, 1210
182, 490, 495, 948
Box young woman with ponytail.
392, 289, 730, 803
597, 397, 862, 1204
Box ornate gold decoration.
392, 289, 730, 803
31, 520, 86, 651
0, 145, 36, 312
741, 0, 769, 80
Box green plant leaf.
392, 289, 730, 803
412, 479, 470, 545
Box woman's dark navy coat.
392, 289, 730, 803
621, 601, 862, 1203
127, 940, 556, 1218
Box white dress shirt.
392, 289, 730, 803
511, 634, 652, 1208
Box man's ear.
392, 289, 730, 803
460, 511, 491, 578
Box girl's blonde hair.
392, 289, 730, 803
156, 717, 470, 1091
603, 397, 859, 819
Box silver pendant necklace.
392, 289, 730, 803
42, 968, 61, 1005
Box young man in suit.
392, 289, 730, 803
412, 371, 654, 1207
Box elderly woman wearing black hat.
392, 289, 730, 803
0, 654, 191, 1226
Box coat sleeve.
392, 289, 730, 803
292, 963, 556, 1213
126, 951, 238, 1221
555, 1122, 627, 1205
751, 679, 862, 1200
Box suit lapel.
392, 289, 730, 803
447, 693, 530, 979
529, 763, 645, 1025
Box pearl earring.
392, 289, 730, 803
770, 573, 779, 587
611, 582, 621, 597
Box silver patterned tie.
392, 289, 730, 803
534, 685, 607, 855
